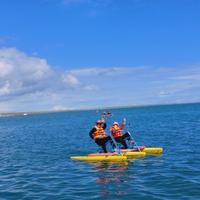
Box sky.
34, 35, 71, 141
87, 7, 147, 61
0, 0, 200, 112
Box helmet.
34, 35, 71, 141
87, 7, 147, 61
96, 120, 103, 124
113, 121, 119, 126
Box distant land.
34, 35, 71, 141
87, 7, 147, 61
0, 102, 199, 118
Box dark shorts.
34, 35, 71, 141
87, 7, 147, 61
95, 136, 112, 146
115, 132, 130, 142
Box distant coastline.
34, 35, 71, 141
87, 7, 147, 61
0, 102, 199, 117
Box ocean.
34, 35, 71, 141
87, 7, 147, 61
0, 103, 200, 200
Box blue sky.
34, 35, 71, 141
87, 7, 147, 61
0, 0, 200, 112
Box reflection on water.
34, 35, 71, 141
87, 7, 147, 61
89, 161, 129, 196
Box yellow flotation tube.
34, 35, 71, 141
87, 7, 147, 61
143, 147, 163, 154
124, 151, 146, 158
70, 155, 128, 161
70, 151, 146, 161
120, 146, 163, 155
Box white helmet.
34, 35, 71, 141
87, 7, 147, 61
113, 121, 119, 125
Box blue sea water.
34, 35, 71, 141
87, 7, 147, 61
0, 103, 200, 200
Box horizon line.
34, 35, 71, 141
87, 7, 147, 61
0, 101, 200, 116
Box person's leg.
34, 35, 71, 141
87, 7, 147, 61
122, 132, 131, 140
95, 138, 108, 153
121, 140, 128, 149
115, 137, 128, 149
122, 132, 134, 148
101, 143, 107, 153
106, 136, 116, 148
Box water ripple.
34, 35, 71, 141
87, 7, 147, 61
0, 104, 200, 199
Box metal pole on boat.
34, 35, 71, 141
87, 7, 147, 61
101, 111, 122, 155
127, 123, 141, 152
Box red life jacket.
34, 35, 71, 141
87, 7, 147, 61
93, 125, 106, 139
110, 125, 122, 138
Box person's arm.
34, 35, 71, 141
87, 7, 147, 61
89, 127, 96, 139
120, 118, 126, 129
100, 119, 107, 130
110, 126, 114, 135
102, 122, 107, 130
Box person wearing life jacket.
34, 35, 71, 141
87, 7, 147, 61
110, 118, 131, 149
89, 119, 113, 153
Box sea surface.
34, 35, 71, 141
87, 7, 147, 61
0, 103, 200, 200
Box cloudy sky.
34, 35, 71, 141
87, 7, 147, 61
0, 0, 200, 112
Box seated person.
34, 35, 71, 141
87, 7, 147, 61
89, 119, 113, 153
110, 118, 131, 149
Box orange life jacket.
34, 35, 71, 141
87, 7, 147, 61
93, 125, 106, 139
110, 125, 122, 138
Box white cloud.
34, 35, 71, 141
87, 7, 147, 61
172, 74, 200, 81
0, 48, 52, 79
0, 47, 200, 112
0, 48, 95, 111
52, 105, 68, 111
0, 48, 91, 99
0, 81, 11, 96
0, 61, 13, 77
68, 67, 141, 76
0, 48, 53, 98
83, 84, 98, 91
62, 73, 80, 87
